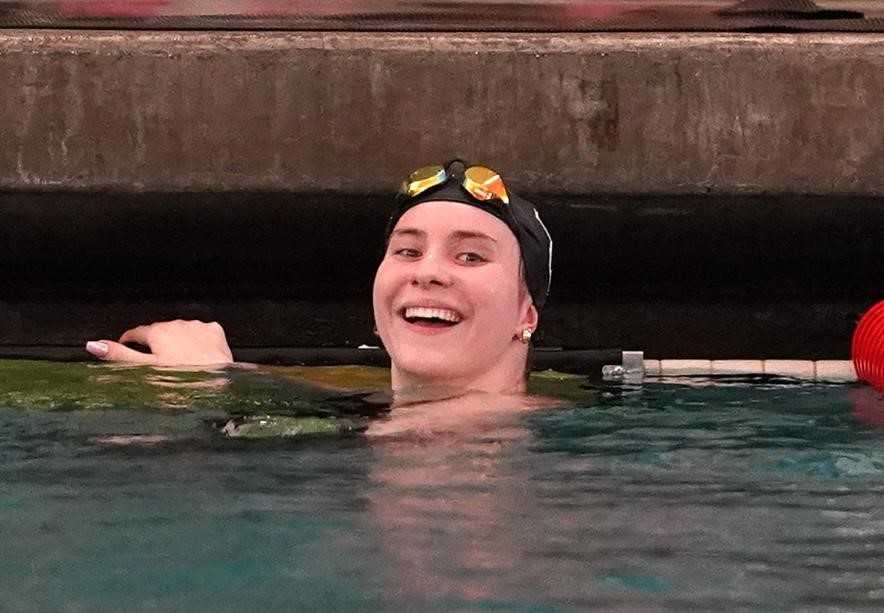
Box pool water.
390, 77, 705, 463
2, 360, 884, 611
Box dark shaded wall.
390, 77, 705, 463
1, 31, 881, 362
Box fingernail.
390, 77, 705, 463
86, 341, 109, 357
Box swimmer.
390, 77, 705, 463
84, 160, 553, 406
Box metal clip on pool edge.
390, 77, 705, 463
852, 300, 884, 392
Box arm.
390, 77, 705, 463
85, 320, 233, 366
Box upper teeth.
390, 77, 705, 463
404, 307, 462, 323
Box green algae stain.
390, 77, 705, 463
0, 360, 169, 411
0, 359, 595, 445
528, 369, 594, 403
263, 364, 391, 391
0, 360, 394, 418
0, 360, 283, 413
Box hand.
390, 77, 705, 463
85, 320, 234, 366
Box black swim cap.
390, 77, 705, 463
384, 161, 553, 311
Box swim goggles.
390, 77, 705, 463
399, 163, 510, 205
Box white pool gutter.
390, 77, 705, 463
603, 351, 857, 382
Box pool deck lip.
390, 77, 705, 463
0, 346, 859, 382
647, 358, 857, 381
615, 352, 858, 382
0, 345, 625, 373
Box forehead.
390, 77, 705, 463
393, 200, 516, 244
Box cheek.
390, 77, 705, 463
470, 275, 523, 328
372, 260, 401, 325
371, 264, 389, 316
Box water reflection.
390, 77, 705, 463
363, 385, 884, 609
850, 386, 884, 430
360, 391, 565, 605
368, 434, 545, 605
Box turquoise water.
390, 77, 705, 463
2, 361, 884, 611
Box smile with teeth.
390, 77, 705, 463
402, 306, 463, 326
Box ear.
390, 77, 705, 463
518, 300, 539, 331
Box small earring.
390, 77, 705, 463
520, 328, 533, 344
372, 327, 379, 337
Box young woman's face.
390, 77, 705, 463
372, 201, 538, 391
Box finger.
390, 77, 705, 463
119, 325, 154, 346
85, 340, 158, 364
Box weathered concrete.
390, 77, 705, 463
2, 30, 884, 194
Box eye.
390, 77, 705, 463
456, 252, 487, 264
393, 247, 421, 259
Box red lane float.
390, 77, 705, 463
852, 300, 884, 392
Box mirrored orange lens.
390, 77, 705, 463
400, 165, 447, 198
463, 166, 509, 204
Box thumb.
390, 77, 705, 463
85, 340, 158, 365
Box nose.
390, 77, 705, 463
411, 251, 452, 289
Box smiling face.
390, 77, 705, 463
372, 200, 538, 394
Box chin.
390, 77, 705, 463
391, 346, 468, 384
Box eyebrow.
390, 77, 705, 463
390, 228, 425, 239
449, 230, 498, 244
390, 228, 498, 244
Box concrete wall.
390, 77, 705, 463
2, 30, 884, 194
